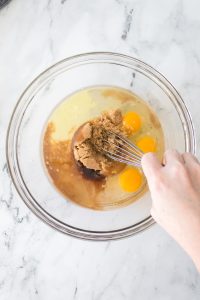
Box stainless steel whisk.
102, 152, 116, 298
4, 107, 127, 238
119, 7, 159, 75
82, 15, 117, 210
102, 131, 143, 167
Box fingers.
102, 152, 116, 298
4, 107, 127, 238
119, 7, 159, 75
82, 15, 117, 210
182, 152, 200, 165
163, 150, 199, 166
182, 153, 200, 191
163, 149, 184, 165
141, 150, 199, 181
141, 152, 162, 178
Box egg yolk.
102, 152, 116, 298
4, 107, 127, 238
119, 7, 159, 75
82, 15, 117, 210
123, 112, 141, 133
137, 136, 156, 153
119, 168, 142, 193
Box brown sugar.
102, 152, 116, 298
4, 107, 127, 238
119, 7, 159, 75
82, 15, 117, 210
72, 109, 127, 178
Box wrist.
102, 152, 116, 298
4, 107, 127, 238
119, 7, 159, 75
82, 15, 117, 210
180, 214, 200, 272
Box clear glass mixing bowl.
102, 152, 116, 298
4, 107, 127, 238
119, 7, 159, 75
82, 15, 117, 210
6, 52, 195, 240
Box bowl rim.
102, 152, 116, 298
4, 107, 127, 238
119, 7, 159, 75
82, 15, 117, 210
6, 52, 196, 240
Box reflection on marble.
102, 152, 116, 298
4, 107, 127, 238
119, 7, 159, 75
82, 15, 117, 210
0, 0, 200, 299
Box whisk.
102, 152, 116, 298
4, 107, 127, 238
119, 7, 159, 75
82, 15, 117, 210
102, 131, 144, 168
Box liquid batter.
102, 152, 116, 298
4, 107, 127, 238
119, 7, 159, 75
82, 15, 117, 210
43, 86, 165, 210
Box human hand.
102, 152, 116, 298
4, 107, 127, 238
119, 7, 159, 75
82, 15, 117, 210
141, 150, 200, 271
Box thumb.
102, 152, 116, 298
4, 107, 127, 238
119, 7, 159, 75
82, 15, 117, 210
141, 152, 161, 179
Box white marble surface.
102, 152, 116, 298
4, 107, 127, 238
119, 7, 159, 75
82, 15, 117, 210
0, 0, 200, 299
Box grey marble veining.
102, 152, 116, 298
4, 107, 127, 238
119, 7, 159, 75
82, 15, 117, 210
0, 0, 200, 299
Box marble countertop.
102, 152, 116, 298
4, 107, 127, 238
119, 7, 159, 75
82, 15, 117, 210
0, 0, 200, 299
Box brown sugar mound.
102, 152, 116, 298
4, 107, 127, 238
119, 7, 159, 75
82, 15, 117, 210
73, 109, 127, 178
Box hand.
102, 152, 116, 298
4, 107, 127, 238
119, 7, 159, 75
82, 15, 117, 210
141, 150, 200, 271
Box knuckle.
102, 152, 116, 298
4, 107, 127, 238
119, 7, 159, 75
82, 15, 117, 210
171, 162, 186, 176
142, 152, 155, 164
184, 152, 192, 159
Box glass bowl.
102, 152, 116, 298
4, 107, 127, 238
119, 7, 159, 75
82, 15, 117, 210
6, 52, 195, 240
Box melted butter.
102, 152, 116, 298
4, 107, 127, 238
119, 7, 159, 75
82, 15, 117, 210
50, 90, 94, 140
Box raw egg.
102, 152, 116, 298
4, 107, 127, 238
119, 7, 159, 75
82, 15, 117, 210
123, 111, 141, 133
137, 136, 156, 153
119, 168, 142, 193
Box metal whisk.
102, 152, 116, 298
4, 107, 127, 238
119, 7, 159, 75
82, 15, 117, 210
102, 131, 143, 168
